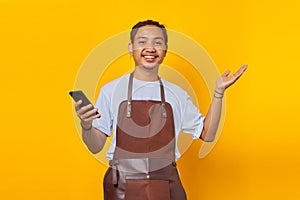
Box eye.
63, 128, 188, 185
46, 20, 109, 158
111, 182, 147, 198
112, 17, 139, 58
155, 41, 162, 45
138, 40, 146, 44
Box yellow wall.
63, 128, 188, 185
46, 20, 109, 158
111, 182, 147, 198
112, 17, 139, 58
1, 0, 300, 199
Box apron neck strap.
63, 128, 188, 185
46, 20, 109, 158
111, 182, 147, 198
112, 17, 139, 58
127, 72, 167, 118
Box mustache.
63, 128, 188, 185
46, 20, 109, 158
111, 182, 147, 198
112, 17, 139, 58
132, 47, 167, 51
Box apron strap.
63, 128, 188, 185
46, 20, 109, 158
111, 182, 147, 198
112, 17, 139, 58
127, 72, 167, 118
126, 73, 133, 118
109, 160, 119, 186
159, 78, 167, 118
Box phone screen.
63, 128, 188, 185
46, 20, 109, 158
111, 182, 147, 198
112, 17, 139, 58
69, 90, 99, 116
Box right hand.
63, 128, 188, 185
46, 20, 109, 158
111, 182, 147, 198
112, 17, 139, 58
75, 100, 101, 129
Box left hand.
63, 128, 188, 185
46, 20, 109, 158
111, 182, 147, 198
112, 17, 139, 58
216, 64, 248, 93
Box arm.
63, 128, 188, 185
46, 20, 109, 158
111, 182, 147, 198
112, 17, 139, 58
75, 100, 107, 154
200, 64, 248, 142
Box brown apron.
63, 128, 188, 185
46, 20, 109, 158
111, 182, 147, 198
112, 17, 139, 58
104, 73, 187, 200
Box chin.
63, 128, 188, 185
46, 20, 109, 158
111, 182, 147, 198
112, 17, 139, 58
136, 63, 159, 70
142, 64, 160, 70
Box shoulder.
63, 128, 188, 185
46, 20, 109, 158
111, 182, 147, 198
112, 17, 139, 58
161, 78, 188, 99
100, 74, 130, 95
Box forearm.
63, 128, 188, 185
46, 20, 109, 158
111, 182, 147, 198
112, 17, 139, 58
81, 125, 107, 154
200, 64, 247, 141
200, 91, 223, 142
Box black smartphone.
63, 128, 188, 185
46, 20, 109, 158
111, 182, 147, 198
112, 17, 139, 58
69, 90, 99, 116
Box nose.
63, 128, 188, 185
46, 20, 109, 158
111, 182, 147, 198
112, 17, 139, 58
144, 43, 156, 52
145, 40, 157, 49
145, 47, 156, 52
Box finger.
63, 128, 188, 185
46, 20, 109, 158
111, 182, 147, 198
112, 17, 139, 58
241, 64, 248, 72
81, 114, 100, 123
228, 66, 247, 84
75, 100, 82, 111
77, 104, 93, 115
81, 108, 99, 121
233, 64, 248, 78
88, 113, 101, 121
222, 70, 231, 77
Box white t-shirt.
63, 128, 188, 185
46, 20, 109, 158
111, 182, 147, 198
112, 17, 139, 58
92, 74, 205, 160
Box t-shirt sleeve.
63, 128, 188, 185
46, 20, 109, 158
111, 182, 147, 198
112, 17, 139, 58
92, 88, 113, 136
181, 95, 205, 139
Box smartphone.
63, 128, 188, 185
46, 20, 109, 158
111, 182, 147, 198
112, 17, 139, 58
69, 90, 99, 116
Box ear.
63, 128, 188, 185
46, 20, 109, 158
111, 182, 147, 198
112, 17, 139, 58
164, 44, 168, 57
128, 43, 133, 56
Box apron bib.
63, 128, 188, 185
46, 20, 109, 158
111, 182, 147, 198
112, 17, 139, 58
104, 73, 187, 200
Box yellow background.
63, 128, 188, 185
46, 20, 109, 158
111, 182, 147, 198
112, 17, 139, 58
1, 0, 300, 199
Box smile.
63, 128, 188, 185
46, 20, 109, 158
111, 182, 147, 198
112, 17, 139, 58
142, 55, 158, 59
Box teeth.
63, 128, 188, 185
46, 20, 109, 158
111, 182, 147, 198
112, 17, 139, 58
144, 55, 155, 59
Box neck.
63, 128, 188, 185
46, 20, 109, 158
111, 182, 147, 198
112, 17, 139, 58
134, 66, 159, 81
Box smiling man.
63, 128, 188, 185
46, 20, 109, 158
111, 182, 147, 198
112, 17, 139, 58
128, 22, 167, 80
75, 20, 247, 200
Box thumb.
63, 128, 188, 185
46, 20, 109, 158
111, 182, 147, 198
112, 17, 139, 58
222, 70, 230, 77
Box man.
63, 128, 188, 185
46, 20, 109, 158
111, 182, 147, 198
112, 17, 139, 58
75, 20, 247, 200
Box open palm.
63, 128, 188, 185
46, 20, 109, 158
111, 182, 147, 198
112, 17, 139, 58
216, 64, 248, 92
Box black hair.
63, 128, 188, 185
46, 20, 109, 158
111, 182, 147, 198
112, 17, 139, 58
130, 19, 168, 44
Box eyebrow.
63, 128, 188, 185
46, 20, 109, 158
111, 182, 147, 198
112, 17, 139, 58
136, 36, 147, 40
136, 36, 164, 40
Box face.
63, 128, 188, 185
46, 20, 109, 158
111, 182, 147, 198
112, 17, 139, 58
128, 25, 168, 70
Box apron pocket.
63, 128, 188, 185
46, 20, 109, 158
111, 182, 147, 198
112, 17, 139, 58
125, 179, 170, 200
